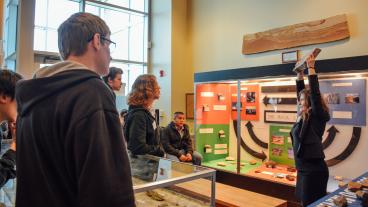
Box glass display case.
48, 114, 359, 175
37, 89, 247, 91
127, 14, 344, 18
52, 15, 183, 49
0, 155, 216, 207
309, 171, 368, 207
194, 58, 368, 195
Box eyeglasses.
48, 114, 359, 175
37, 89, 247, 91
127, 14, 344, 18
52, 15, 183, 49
87, 34, 116, 53
101, 36, 116, 53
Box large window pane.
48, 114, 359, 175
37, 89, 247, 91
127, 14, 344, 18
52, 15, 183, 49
130, 0, 146, 12
34, 0, 79, 52
34, 27, 47, 51
129, 14, 144, 62
86, 2, 147, 62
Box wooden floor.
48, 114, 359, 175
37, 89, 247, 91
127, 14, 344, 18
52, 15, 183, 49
175, 179, 287, 207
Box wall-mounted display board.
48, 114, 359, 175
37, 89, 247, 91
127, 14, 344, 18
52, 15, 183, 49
230, 84, 260, 121
268, 125, 294, 167
319, 79, 366, 126
195, 84, 230, 125
195, 124, 229, 162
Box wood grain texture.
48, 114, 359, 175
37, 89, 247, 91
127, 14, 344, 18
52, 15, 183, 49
174, 178, 287, 207
242, 14, 350, 54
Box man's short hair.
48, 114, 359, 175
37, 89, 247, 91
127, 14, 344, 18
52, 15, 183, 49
58, 12, 111, 60
174, 111, 185, 118
103, 67, 123, 84
0, 70, 23, 100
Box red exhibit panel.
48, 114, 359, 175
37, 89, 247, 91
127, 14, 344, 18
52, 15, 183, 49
196, 83, 230, 125
231, 84, 260, 121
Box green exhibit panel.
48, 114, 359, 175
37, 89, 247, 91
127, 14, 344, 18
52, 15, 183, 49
196, 124, 229, 162
269, 125, 295, 167
202, 158, 261, 174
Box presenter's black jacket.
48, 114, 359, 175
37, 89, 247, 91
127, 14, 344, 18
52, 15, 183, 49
15, 61, 135, 207
290, 74, 330, 171
161, 122, 193, 158
124, 105, 164, 157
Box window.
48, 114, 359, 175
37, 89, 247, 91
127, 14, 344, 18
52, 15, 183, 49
34, 0, 80, 52
33, 0, 150, 94
3, 0, 19, 71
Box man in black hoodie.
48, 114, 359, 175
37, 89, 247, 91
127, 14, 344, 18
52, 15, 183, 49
15, 13, 135, 207
162, 112, 202, 165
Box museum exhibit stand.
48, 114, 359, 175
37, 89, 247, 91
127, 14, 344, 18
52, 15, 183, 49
193, 55, 368, 203
0, 155, 216, 207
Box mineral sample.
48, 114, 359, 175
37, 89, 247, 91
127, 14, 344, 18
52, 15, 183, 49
225, 156, 235, 161
333, 195, 347, 207
146, 190, 165, 201
338, 181, 346, 188
265, 161, 276, 168
286, 175, 296, 181
217, 162, 226, 167
286, 167, 296, 172
348, 181, 362, 192
334, 175, 343, 181
249, 160, 257, 165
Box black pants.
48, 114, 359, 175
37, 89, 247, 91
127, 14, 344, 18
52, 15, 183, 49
296, 170, 329, 207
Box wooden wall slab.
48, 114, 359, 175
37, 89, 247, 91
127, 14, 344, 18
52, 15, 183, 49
242, 14, 350, 55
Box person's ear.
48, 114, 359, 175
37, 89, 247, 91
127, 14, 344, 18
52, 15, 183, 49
0, 94, 10, 104
108, 77, 113, 85
91, 33, 102, 50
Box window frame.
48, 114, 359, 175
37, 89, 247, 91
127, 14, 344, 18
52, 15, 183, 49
33, 0, 150, 70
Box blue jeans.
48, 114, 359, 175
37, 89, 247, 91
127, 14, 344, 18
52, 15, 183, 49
166, 150, 202, 165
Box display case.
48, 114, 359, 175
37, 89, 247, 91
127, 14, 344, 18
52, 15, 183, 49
0, 155, 216, 207
309, 171, 368, 207
194, 55, 368, 200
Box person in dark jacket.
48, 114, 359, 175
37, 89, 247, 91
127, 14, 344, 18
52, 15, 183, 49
124, 74, 164, 157
0, 70, 22, 188
162, 112, 202, 165
290, 54, 330, 207
15, 13, 135, 207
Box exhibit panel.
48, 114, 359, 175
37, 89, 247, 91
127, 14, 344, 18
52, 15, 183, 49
194, 70, 368, 186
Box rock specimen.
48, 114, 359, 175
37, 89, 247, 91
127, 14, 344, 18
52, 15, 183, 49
225, 156, 235, 161
217, 162, 227, 167
286, 175, 296, 181
348, 181, 362, 192
334, 175, 343, 181
265, 161, 277, 168
287, 167, 296, 172
338, 181, 346, 188
249, 160, 257, 165
333, 195, 347, 207
361, 179, 368, 189
146, 190, 165, 201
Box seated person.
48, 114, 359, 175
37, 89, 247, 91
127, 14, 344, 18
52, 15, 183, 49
162, 112, 202, 165
0, 70, 22, 187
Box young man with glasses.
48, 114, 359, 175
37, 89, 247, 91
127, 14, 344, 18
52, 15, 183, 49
15, 13, 135, 207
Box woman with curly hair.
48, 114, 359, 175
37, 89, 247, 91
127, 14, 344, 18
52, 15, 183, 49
124, 74, 164, 157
